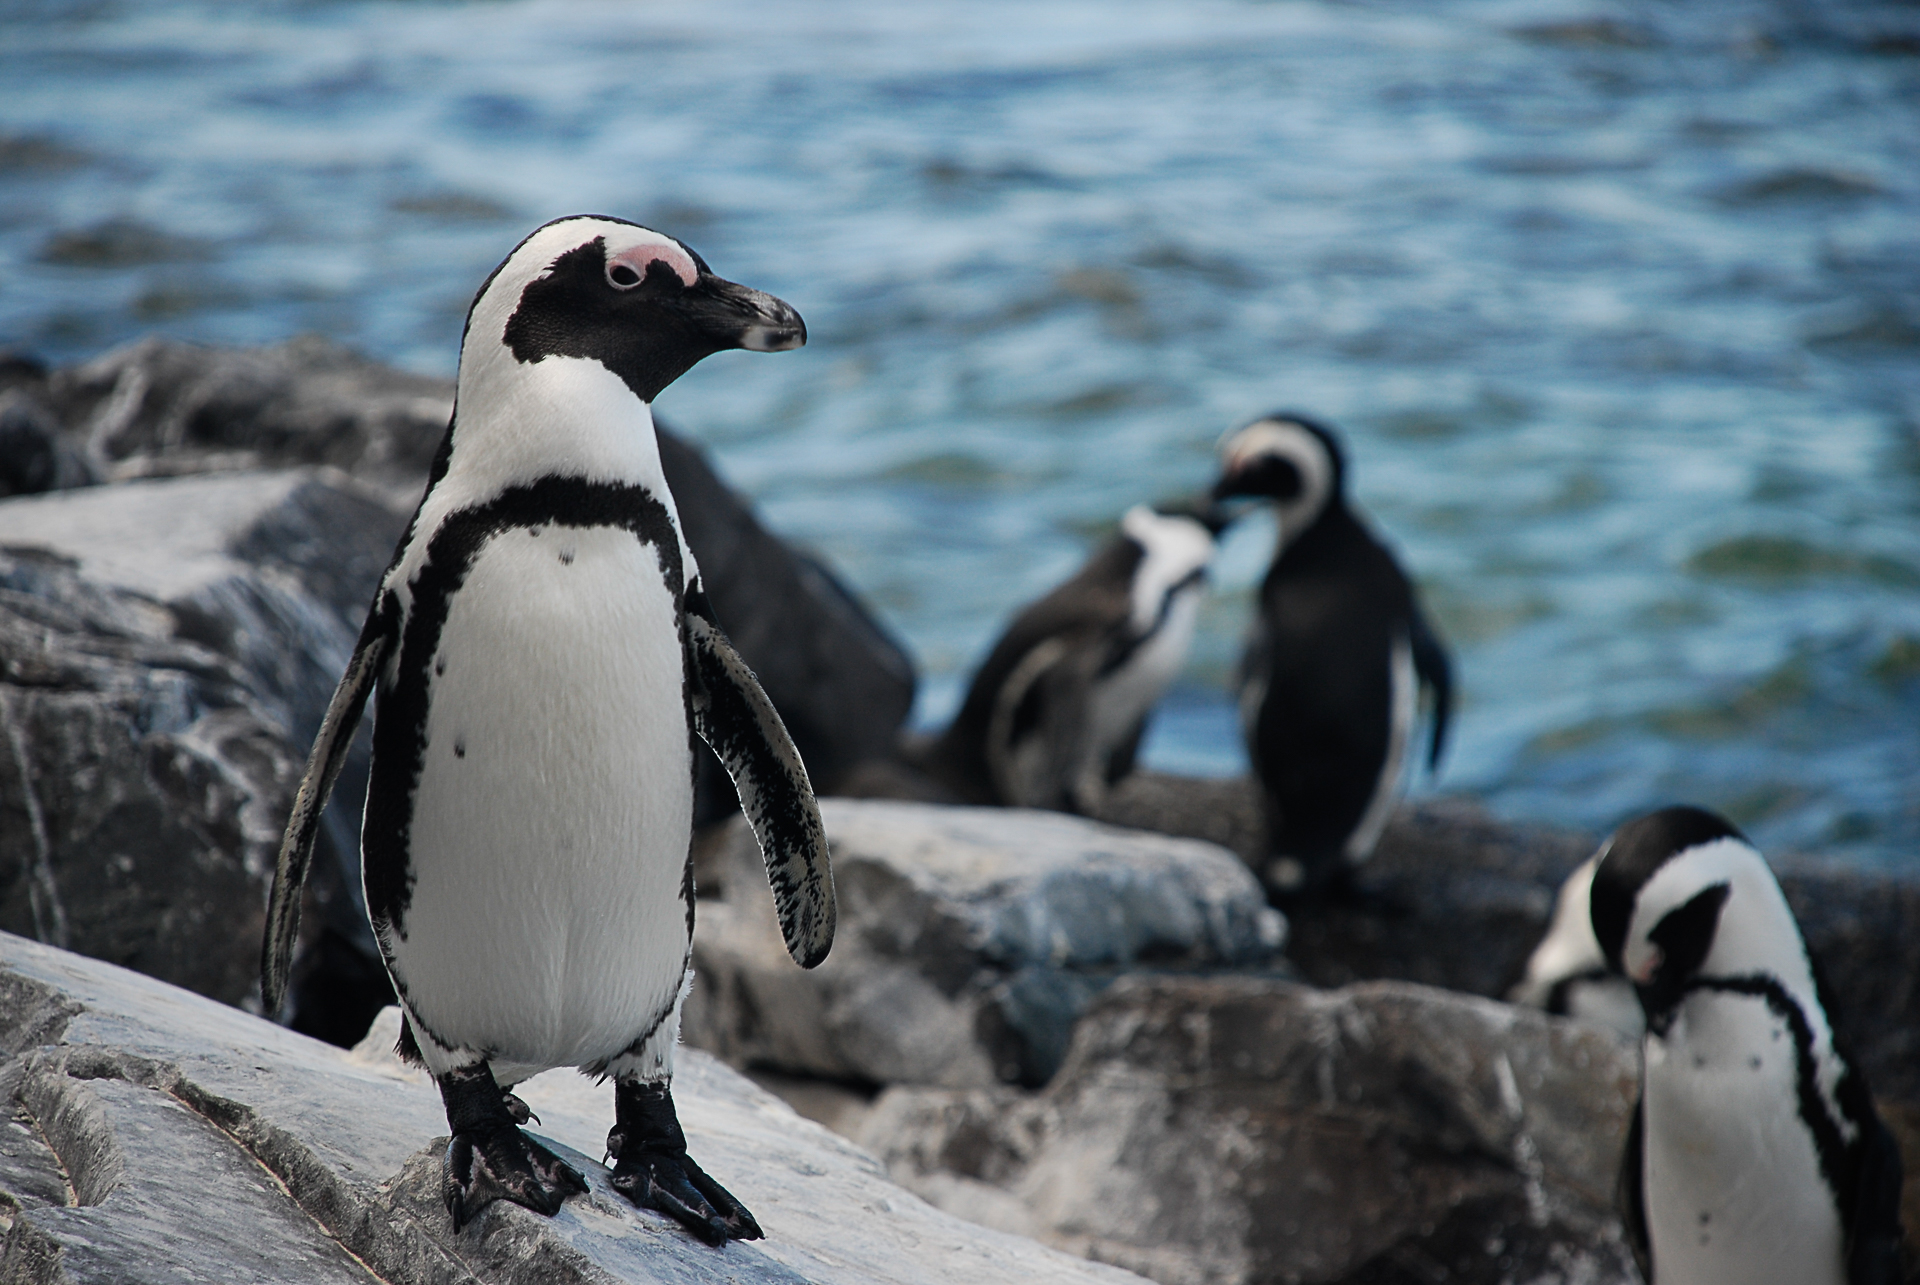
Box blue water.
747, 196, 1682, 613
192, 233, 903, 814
3, 0, 1918, 866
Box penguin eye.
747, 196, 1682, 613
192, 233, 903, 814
606, 263, 643, 290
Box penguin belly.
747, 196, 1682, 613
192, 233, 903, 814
1642, 992, 1845, 1285
381, 524, 693, 1081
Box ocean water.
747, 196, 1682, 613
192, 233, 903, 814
2, 0, 1917, 867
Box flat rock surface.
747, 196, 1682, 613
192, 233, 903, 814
0, 930, 1146, 1285
685, 800, 1286, 1088
863, 974, 1643, 1285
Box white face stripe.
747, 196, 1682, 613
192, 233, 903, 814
463, 217, 694, 361
1120, 505, 1214, 634
1622, 836, 1825, 1020
1218, 419, 1334, 542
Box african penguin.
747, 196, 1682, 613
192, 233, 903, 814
262, 215, 836, 1245
1589, 806, 1905, 1284
1508, 855, 1643, 1038
1211, 413, 1451, 893
920, 503, 1218, 813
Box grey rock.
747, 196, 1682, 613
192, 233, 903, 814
0, 470, 411, 1006
23, 335, 915, 808
862, 974, 1642, 1285
0, 930, 1146, 1285
1106, 777, 1920, 1107
41, 334, 454, 490
656, 430, 915, 814
0, 337, 915, 1032
684, 799, 1286, 1089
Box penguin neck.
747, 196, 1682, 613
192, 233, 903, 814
446, 352, 671, 499
1273, 498, 1364, 569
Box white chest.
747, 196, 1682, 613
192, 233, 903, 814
1642, 993, 1844, 1285
379, 523, 696, 1072
1090, 584, 1202, 751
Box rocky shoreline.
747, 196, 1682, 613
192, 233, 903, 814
1, 337, 1916, 1283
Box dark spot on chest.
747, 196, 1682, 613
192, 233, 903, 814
560, 548, 575, 565
435, 657, 447, 676
454, 737, 466, 759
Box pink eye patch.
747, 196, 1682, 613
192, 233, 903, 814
607, 239, 698, 289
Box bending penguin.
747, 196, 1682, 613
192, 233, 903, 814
919, 503, 1217, 813
262, 216, 835, 1245
1211, 413, 1451, 893
1589, 806, 1905, 1284
1507, 854, 1642, 1038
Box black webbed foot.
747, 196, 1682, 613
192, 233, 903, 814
437, 1062, 586, 1231
607, 1079, 762, 1246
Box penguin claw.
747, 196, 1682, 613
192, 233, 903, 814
442, 1125, 588, 1231
609, 1147, 763, 1245
501, 1090, 539, 1126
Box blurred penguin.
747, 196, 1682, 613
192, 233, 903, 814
1509, 854, 1643, 1038
1590, 806, 1906, 1285
920, 503, 1218, 813
1211, 413, 1451, 893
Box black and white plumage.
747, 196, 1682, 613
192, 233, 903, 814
1507, 854, 1643, 1038
1589, 806, 1906, 1285
922, 504, 1217, 813
1211, 414, 1451, 892
262, 215, 834, 1244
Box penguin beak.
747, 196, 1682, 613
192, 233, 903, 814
680, 273, 807, 353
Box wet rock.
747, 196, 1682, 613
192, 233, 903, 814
862, 974, 1642, 1285
0, 470, 409, 1010
0, 930, 1148, 1285
684, 799, 1287, 1089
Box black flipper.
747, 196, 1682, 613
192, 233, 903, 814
684, 586, 835, 969
1409, 606, 1452, 773
438, 1061, 587, 1231
261, 593, 398, 1014
1843, 1098, 1907, 1284
608, 1080, 762, 1246
1618, 1094, 1652, 1282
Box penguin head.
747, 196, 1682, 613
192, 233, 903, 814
1211, 414, 1345, 543
1589, 805, 1813, 1030
460, 215, 805, 407
1118, 504, 1215, 632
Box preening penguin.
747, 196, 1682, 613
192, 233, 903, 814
1590, 806, 1905, 1285
1507, 855, 1642, 1038
920, 504, 1217, 813
1211, 414, 1451, 893
261, 216, 835, 1245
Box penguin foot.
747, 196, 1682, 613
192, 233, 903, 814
501, 1090, 538, 1126
607, 1079, 762, 1246
443, 1124, 588, 1230
435, 1061, 585, 1231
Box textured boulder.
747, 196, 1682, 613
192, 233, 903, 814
0, 931, 1148, 1285
10, 335, 915, 809
0, 470, 408, 1009
861, 975, 1642, 1285
684, 799, 1286, 1089
34, 334, 454, 490
0, 337, 915, 1037
1101, 777, 1920, 1105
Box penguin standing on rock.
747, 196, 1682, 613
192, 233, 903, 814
262, 215, 835, 1245
919, 504, 1218, 813
1589, 806, 1906, 1284
1210, 414, 1451, 893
